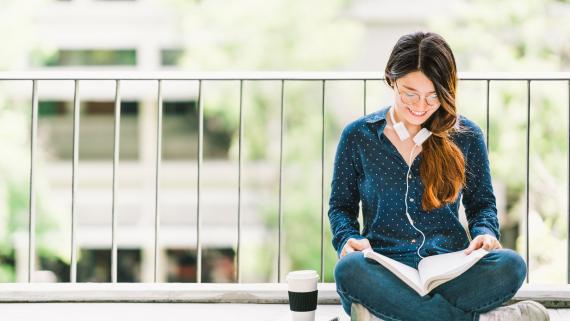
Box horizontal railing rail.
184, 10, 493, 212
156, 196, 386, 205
1, 71, 570, 80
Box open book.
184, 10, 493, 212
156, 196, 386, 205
362, 248, 489, 297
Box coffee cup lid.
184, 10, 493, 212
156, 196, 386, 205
286, 270, 319, 280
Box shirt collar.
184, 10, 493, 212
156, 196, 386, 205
364, 105, 390, 124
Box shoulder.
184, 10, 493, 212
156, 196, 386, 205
339, 109, 384, 141
340, 105, 389, 139
451, 114, 485, 147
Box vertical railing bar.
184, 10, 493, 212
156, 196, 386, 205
363, 80, 367, 116
277, 80, 285, 283
320, 80, 326, 282
153, 79, 163, 283
567, 79, 570, 284
70, 80, 80, 283
111, 80, 121, 283
197, 80, 203, 283
28, 80, 38, 283
525, 79, 531, 283
237, 79, 244, 283
485, 80, 490, 152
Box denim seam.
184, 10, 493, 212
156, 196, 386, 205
337, 286, 405, 321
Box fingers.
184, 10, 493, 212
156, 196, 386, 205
484, 237, 502, 250
341, 244, 355, 258
341, 238, 370, 257
464, 237, 482, 254
360, 239, 372, 251
340, 239, 355, 258
481, 238, 491, 250
481, 235, 502, 251
347, 238, 358, 248
350, 238, 371, 251
464, 235, 502, 255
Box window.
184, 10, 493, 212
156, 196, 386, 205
161, 49, 185, 66
38, 100, 139, 160
42, 49, 137, 66
76, 249, 141, 282
162, 100, 233, 160
166, 248, 235, 283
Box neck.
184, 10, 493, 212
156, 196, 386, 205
391, 105, 421, 137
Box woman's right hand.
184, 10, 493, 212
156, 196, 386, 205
340, 238, 372, 258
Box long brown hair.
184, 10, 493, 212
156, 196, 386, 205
385, 31, 467, 211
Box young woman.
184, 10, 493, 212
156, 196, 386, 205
328, 31, 549, 321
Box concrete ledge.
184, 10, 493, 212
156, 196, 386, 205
512, 285, 570, 308
0, 283, 569, 308
0, 283, 338, 304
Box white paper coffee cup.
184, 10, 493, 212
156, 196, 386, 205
286, 270, 319, 321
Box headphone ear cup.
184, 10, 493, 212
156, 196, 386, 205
412, 128, 432, 146
393, 122, 410, 141
390, 105, 410, 141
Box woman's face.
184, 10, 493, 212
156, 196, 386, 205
392, 71, 441, 127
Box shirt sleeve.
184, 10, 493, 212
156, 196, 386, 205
461, 123, 501, 241
328, 124, 365, 258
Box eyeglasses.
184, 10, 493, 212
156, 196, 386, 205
394, 81, 440, 107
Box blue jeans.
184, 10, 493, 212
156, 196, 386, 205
334, 249, 527, 321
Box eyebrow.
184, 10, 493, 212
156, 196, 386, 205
401, 84, 437, 94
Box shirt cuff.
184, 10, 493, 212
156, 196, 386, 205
337, 234, 365, 258
470, 227, 499, 240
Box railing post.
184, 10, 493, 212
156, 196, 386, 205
277, 80, 285, 283
153, 79, 163, 283
111, 80, 122, 283
525, 79, 531, 284
237, 80, 244, 283
197, 80, 203, 283
70, 80, 80, 283
320, 80, 326, 282
27, 80, 38, 283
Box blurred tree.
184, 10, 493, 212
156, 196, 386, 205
0, 0, 69, 282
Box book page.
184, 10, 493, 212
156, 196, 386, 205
362, 250, 426, 296
418, 248, 489, 292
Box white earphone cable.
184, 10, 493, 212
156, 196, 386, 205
405, 144, 426, 259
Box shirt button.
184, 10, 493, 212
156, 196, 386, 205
410, 198, 414, 202
408, 174, 412, 179
411, 239, 416, 243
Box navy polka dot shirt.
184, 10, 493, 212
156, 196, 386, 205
328, 105, 500, 268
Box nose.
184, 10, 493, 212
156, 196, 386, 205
414, 98, 428, 111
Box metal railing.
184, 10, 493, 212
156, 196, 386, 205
1, 71, 570, 285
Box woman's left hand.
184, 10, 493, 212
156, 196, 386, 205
464, 234, 502, 255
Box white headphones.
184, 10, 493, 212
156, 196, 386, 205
389, 105, 432, 145
389, 105, 432, 259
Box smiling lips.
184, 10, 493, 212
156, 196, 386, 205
407, 107, 427, 117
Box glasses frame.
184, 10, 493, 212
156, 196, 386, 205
394, 80, 441, 107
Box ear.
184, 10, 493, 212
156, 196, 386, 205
384, 75, 394, 88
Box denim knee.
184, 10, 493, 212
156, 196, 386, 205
334, 251, 365, 291
334, 252, 367, 315
493, 249, 527, 291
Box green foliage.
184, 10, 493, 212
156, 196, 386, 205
0, 0, 70, 281
430, 0, 570, 282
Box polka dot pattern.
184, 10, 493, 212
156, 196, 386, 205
328, 105, 500, 267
